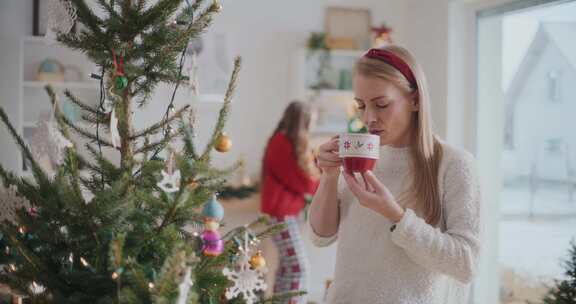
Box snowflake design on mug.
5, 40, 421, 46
343, 140, 351, 150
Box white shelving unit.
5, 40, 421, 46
17, 36, 103, 176
292, 48, 364, 140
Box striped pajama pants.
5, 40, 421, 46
271, 216, 308, 304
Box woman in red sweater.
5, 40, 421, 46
261, 101, 319, 303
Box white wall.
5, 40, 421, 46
0, 1, 34, 172
370, 0, 451, 140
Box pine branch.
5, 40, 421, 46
191, 0, 207, 12
197, 161, 242, 182
0, 163, 22, 191
130, 104, 189, 140
96, 0, 120, 20
57, 110, 118, 150
68, 0, 106, 39
58, 32, 110, 65
161, 2, 219, 56
63, 150, 86, 205
136, 0, 147, 12
256, 223, 286, 241
133, 129, 182, 154
82, 112, 111, 127
0, 169, 43, 209
0, 108, 50, 186
64, 89, 106, 118
153, 246, 199, 301
86, 144, 120, 175
200, 57, 241, 160
44, 88, 86, 203
79, 175, 102, 194
2, 226, 67, 293
65, 119, 118, 150
140, 0, 182, 30
81, 144, 121, 190
181, 111, 199, 160
131, 1, 218, 99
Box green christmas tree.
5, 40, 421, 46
0, 1, 302, 303
538, 240, 576, 304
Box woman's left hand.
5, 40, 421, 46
343, 170, 405, 223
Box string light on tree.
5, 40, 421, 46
29, 281, 46, 295
80, 257, 89, 267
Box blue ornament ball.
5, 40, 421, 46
202, 195, 224, 221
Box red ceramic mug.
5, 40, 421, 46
339, 133, 380, 174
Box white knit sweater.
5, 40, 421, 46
307, 143, 481, 304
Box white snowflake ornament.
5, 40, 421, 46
222, 254, 267, 304
45, 0, 77, 41
222, 230, 267, 304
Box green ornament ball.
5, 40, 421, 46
115, 75, 128, 90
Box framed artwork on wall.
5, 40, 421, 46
325, 7, 372, 50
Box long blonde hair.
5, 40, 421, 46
355, 45, 444, 226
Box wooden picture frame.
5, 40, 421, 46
325, 7, 372, 50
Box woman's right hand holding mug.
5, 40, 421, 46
316, 135, 342, 179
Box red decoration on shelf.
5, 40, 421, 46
371, 24, 393, 48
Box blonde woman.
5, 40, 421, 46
308, 46, 481, 303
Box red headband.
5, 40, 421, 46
364, 48, 417, 89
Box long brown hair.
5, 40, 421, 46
267, 101, 316, 176
355, 45, 444, 226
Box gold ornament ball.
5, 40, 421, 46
215, 133, 232, 152
250, 250, 266, 269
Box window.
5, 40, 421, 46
548, 70, 562, 103
547, 138, 563, 155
